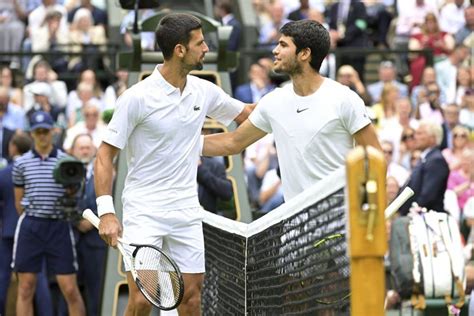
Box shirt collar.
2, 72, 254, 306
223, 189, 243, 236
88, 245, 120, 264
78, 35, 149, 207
150, 65, 179, 96
32, 147, 58, 159
222, 14, 234, 25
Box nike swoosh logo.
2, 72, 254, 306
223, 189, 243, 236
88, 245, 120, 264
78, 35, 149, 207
193, 105, 200, 111
296, 108, 309, 113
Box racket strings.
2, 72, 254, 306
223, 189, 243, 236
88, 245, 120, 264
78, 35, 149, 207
133, 246, 182, 308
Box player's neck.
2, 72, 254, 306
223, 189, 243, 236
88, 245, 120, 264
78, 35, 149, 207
159, 62, 188, 93
291, 71, 324, 97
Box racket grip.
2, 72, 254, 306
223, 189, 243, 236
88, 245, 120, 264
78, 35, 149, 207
385, 186, 414, 219
82, 208, 100, 229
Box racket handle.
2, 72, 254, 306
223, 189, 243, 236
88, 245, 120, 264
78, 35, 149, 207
82, 208, 100, 229
385, 186, 414, 219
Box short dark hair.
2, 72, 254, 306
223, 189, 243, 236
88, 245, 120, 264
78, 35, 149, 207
155, 13, 202, 60
280, 20, 330, 72
10, 132, 32, 155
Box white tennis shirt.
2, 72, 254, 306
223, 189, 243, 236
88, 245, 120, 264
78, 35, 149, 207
249, 78, 371, 200
103, 66, 244, 213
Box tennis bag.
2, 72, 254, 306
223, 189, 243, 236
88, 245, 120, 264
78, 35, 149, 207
390, 209, 466, 309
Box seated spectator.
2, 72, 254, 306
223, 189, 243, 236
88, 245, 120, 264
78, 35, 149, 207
234, 62, 275, 104
287, 0, 310, 21
368, 83, 399, 130
442, 125, 469, 171
408, 12, 455, 88
68, 8, 107, 72
398, 127, 417, 170
411, 66, 446, 109
447, 148, 474, 215
0, 0, 26, 65
459, 88, 473, 130
258, 166, 284, 214
66, 81, 102, 127
440, 103, 461, 150
103, 68, 128, 110
0, 87, 26, 132
336, 65, 371, 105
434, 44, 470, 104
67, 0, 107, 27
0, 65, 23, 106
451, 66, 471, 106
382, 140, 410, 187
454, 5, 474, 45
386, 176, 400, 205
258, 1, 290, 48
365, 0, 393, 48
23, 60, 68, 110
30, 9, 69, 74
367, 61, 408, 104
28, 0, 68, 33
414, 82, 444, 125
439, 0, 468, 35
62, 102, 105, 151
66, 68, 104, 122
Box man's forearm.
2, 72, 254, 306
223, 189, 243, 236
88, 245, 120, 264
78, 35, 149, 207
94, 151, 115, 197
203, 133, 241, 157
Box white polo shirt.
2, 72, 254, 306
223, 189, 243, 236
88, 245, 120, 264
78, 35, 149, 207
103, 66, 244, 213
249, 78, 371, 200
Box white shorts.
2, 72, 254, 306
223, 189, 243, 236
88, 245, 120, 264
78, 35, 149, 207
122, 207, 205, 273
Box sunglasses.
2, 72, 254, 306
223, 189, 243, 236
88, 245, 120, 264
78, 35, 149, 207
402, 134, 415, 141
454, 134, 467, 139
383, 150, 393, 155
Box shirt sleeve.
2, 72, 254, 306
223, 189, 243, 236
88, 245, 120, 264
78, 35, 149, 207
102, 89, 143, 150
248, 95, 273, 134
12, 159, 25, 187
339, 88, 371, 135
206, 83, 245, 127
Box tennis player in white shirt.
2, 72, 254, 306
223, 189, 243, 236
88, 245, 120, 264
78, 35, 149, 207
94, 13, 253, 316
202, 19, 382, 201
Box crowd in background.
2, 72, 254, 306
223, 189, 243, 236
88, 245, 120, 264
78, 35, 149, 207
0, 0, 473, 314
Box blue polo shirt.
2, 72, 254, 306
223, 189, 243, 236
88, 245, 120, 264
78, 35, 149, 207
12, 147, 68, 219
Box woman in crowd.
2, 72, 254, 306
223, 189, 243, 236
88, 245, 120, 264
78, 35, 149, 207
442, 125, 471, 170
0, 66, 23, 106
369, 83, 399, 130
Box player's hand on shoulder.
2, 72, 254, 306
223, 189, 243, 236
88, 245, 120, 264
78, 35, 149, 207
98, 213, 122, 247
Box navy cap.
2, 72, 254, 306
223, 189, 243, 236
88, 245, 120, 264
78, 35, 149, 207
30, 111, 54, 131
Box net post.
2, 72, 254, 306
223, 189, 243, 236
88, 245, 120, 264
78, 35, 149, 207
346, 145, 387, 315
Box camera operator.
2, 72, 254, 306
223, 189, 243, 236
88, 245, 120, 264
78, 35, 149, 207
64, 133, 105, 316
11, 111, 85, 316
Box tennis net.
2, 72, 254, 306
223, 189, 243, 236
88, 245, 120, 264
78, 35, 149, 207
202, 167, 350, 315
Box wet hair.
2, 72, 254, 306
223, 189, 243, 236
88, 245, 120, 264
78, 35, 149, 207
155, 13, 202, 60
279, 20, 330, 72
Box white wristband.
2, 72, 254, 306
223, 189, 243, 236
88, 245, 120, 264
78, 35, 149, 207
96, 195, 115, 217
199, 135, 204, 156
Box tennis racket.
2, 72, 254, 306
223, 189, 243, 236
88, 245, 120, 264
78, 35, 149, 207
82, 209, 184, 310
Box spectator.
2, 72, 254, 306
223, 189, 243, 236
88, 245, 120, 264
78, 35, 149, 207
365, 0, 393, 48
0, 132, 55, 316
408, 12, 455, 88
386, 175, 401, 205
0, 0, 26, 66
62, 102, 106, 151
439, 0, 468, 34
411, 66, 445, 109
459, 88, 473, 130
442, 125, 471, 170
234, 62, 275, 104
398, 127, 418, 170
451, 66, 471, 106
455, 5, 474, 45
287, 0, 310, 21
67, 0, 107, 27
368, 83, 400, 130
66, 82, 102, 127
12, 111, 86, 315
214, 0, 241, 51
367, 61, 409, 104
30, 9, 69, 74
23, 60, 68, 110
0, 65, 23, 106
258, 1, 291, 48
27, 0, 68, 37
0, 86, 27, 131
103, 68, 128, 110
258, 165, 284, 214
68, 8, 107, 72
440, 103, 461, 150
398, 120, 450, 215
381, 140, 410, 187
415, 82, 444, 125
0, 126, 14, 166
69, 133, 105, 316
447, 148, 474, 214
328, 0, 369, 80
336, 65, 371, 106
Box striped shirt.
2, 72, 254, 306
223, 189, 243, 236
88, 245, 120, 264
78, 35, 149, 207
12, 148, 69, 219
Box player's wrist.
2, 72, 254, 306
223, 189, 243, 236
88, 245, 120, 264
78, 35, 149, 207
96, 195, 115, 217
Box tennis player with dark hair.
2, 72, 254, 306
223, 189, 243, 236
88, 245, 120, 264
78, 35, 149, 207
202, 19, 382, 200
95, 13, 253, 316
